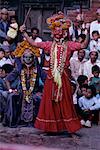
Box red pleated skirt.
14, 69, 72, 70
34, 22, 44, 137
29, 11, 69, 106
35, 70, 81, 133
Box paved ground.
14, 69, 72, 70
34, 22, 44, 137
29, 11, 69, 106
0, 123, 100, 150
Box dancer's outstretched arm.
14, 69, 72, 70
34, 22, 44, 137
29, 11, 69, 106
20, 25, 43, 49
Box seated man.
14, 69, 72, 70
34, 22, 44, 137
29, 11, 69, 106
0, 64, 14, 123
70, 49, 86, 81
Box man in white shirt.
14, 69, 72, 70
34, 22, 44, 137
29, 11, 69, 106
31, 27, 43, 65
90, 9, 100, 39
83, 50, 100, 80
31, 27, 42, 43
70, 49, 86, 81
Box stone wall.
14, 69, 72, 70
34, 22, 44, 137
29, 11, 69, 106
67, 0, 100, 23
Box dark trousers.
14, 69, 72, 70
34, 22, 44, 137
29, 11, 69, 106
3, 93, 21, 127
79, 109, 99, 124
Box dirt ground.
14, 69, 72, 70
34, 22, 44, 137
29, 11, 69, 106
0, 123, 100, 150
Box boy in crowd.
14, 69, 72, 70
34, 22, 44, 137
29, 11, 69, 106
79, 85, 100, 127
89, 65, 100, 99
77, 75, 88, 99
89, 31, 100, 60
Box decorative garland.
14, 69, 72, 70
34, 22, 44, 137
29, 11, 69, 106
46, 11, 71, 30
21, 67, 37, 103
50, 41, 67, 102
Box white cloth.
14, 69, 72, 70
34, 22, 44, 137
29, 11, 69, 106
83, 59, 100, 80
7, 23, 18, 39
73, 93, 77, 104
89, 39, 100, 51
79, 96, 100, 110
34, 37, 42, 43
34, 37, 43, 64
0, 57, 14, 67
70, 57, 86, 80
71, 51, 78, 59
90, 20, 100, 39
69, 25, 74, 36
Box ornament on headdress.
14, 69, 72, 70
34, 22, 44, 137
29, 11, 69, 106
46, 11, 71, 30
13, 40, 40, 57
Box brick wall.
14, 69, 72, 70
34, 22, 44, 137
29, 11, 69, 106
67, 0, 100, 23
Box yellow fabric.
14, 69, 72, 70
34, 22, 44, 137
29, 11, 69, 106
53, 43, 62, 89
7, 23, 18, 39
7, 27, 17, 39
13, 40, 40, 57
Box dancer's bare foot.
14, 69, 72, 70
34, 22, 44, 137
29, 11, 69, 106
70, 133, 82, 140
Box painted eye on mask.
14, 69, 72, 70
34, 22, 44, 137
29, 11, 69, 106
23, 56, 33, 59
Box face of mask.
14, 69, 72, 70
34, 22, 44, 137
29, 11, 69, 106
23, 53, 34, 65
52, 27, 64, 39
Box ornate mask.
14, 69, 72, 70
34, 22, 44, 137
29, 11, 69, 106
22, 49, 34, 65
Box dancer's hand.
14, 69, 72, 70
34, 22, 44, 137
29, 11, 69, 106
19, 24, 28, 38
19, 24, 26, 33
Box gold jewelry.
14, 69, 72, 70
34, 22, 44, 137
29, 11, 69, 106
21, 67, 37, 103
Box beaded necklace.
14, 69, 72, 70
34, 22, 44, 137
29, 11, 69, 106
21, 67, 37, 103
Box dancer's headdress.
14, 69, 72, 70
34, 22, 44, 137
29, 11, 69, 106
46, 11, 71, 30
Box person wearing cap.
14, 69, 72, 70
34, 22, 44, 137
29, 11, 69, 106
83, 50, 100, 80
0, 8, 9, 43
0, 44, 14, 66
90, 8, 100, 39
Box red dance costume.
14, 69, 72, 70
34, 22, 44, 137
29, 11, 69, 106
35, 41, 82, 133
